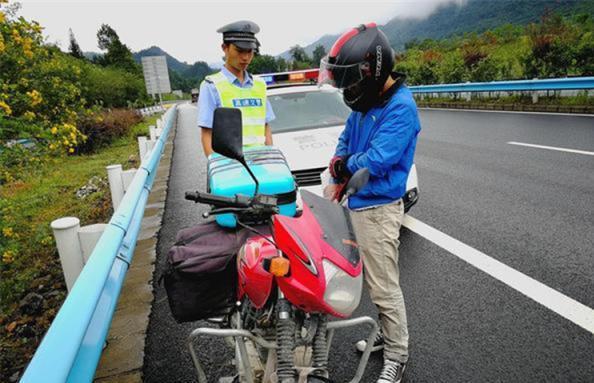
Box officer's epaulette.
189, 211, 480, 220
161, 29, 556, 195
204, 78, 214, 84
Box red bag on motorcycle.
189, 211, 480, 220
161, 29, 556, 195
162, 221, 267, 323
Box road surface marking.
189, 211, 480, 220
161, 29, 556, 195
403, 215, 594, 335
507, 141, 594, 156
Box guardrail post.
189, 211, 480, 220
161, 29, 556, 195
146, 140, 155, 155
106, 164, 124, 210
155, 121, 163, 138
121, 168, 138, 192
138, 136, 148, 159
532, 91, 539, 104
149, 125, 157, 141
78, 223, 108, 263
51, 217, 84, 291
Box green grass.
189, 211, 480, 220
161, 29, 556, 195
0, 113, 161, 378
161, 92, 190, 102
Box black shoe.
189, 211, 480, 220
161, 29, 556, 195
376, 359, 406, 383
355, 329, 384, 352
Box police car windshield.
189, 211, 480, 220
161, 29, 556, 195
268, 89, 350, 133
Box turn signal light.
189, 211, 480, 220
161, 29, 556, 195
264, 256, 290, 277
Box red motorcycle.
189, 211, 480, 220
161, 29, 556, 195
184, 108, 378, 383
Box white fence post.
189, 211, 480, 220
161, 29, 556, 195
77, 224, 108, 263
106, 164, 124, 210
121, 168, 138, 192
138, 136, 148, 160
149, 125, 157, 141
51, 217, 84, 291
146, 140, 155, 154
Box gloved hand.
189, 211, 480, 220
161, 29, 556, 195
329, 155, 351, 181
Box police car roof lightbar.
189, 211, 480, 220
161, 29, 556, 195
257, 69, 319, 86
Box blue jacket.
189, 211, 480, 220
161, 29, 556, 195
335, 85, 421, 210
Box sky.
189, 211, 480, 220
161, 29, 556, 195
14, 0, 461, 65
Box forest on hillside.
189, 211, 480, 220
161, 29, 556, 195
394, 12, 594, 85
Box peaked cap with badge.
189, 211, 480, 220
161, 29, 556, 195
217, 20, 261, 50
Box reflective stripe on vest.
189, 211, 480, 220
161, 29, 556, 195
207, 71, 267, 146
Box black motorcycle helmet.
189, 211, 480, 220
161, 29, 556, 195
319, 23, 394, 112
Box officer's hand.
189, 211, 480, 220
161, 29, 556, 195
329, 155, 351, 181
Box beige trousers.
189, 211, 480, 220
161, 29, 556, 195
350, 199, 409, 363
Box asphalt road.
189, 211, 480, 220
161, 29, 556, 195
143, 105, 594, 382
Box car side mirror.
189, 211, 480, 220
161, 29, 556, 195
212, 107, 244, 161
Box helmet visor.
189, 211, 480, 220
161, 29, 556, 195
318, 56, 367, 89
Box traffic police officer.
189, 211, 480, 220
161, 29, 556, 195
198, 20, 275, 156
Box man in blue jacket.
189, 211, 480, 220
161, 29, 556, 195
320, 23, 421, 383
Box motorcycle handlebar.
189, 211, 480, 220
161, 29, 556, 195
184, 191, 251, 208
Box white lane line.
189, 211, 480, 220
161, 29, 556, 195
403, 215, 594, 335
507, 141, 594, 156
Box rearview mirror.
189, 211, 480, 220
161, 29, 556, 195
212, 107, 243, 161
211, 107, 261, 195
345, 168, 370, 197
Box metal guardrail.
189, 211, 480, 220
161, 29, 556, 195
408, 76, 594, 93
20, 106, 177, 383
137, 105, 165, 117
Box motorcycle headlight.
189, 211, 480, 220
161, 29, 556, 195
322, 259, 362, 317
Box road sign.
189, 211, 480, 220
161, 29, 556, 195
141, 56, 171, 97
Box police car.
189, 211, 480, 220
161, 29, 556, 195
261, 70, 419, 212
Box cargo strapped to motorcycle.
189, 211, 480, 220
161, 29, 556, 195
162, 221, 269, 323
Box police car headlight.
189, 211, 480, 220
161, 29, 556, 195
322, 259, 362, 317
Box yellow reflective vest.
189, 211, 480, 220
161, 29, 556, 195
205, 71, 267, 146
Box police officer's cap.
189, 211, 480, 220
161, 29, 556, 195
217, 20, 260, 50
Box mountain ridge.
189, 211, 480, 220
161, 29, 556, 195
278, 0, 592, 59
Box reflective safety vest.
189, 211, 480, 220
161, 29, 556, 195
206, 71, 267, 146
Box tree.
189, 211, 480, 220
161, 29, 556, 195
289, 45, 312, 68
276, 57, 289, 72
312, 44, 327, 66
522, 12, 576, 78
183, 61, 215, 89
289, 45, 307, 62
68, 29, 84, 59
249, 54, 280, 74
96, 24, 139, 74
97, 24, 119, 51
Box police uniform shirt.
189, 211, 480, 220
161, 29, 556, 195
197, 66, 276, 129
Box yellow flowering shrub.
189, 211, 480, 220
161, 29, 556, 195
26, 89, 42, 106
0, 5, 149, 185
2, 250, 14, 264
0, 99, 11, 115
0, 7, 83, 147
